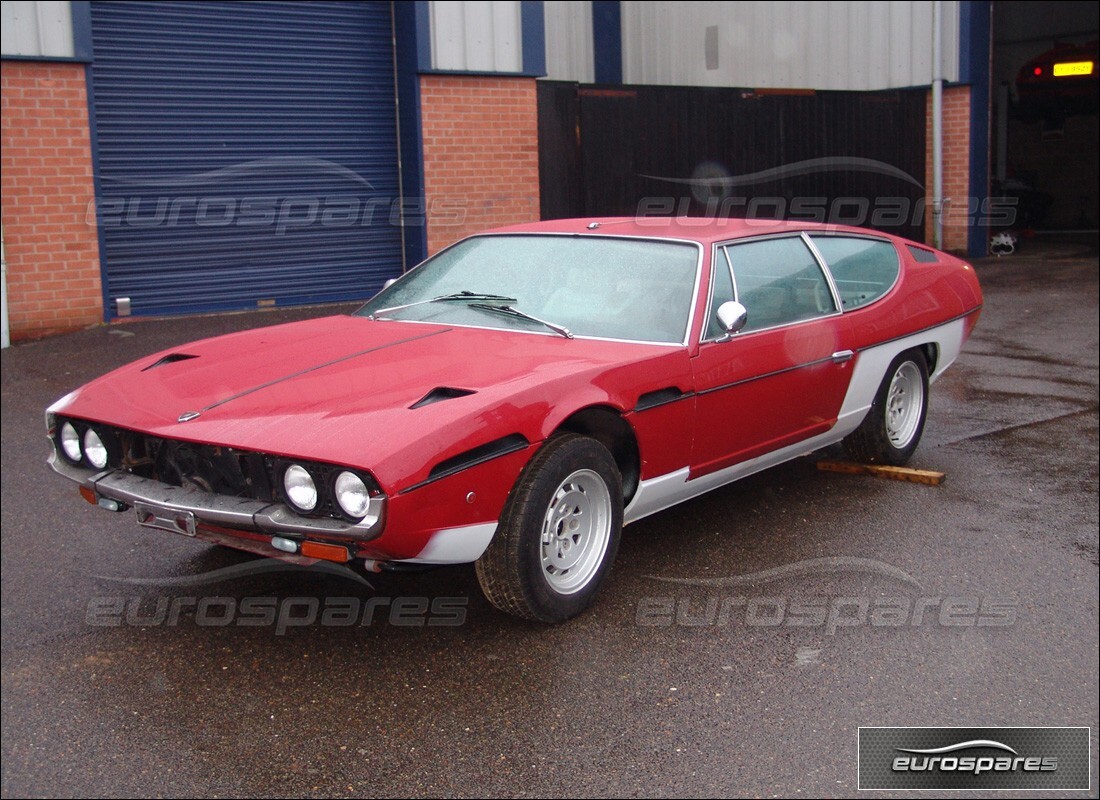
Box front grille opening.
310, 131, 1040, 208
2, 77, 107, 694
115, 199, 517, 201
121, 431, 275, 502
60, 419, 380, 522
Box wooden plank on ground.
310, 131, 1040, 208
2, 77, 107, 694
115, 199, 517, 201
815, 459, 946, 486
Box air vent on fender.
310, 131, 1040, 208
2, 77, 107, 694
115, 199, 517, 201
409, 386, 477, 409
142, 353, 199, 371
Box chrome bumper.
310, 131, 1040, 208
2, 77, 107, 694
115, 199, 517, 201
49, 452, 385, 542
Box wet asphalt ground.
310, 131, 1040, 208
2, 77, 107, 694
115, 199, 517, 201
2, 240, 1097, 798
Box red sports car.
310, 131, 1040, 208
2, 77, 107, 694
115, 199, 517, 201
48, 218, 982, 621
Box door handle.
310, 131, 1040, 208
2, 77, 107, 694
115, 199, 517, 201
831, 350, 855, 364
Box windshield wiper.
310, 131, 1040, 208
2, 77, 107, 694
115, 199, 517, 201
468, 303, 574, 339
368, 290, 518, 319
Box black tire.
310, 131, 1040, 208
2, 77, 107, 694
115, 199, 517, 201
843, 349, 929, 465
476, 433, 623, 622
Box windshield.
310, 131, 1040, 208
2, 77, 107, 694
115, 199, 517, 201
357, 234, 700, 344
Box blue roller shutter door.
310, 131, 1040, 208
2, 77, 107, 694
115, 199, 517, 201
90, 1, 403, 317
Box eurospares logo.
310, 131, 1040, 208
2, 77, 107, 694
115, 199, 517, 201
858, 727, 1090, 790
893, 739, 1056, 775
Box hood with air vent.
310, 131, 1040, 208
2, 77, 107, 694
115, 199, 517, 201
53, 314, 691, 492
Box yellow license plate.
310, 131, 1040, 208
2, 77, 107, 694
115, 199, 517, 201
1053, 61, 1094, 77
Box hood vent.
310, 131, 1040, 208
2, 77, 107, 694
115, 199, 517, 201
409, 386, 476, 409
142, 353, 199, 371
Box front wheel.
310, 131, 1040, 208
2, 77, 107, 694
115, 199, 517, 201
843, 350, 929, 465
476, 433, 623, 622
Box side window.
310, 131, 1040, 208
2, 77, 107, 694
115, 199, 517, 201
706, 249, 735, 339
725, 237, 837, 333
812, 236, 900, 310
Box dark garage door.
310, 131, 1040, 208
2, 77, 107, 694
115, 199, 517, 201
90, 1, 403, 318
539, 82, 928, 244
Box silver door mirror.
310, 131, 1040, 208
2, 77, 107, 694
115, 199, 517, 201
382, 278, 398, 290
716, 300, 748, 340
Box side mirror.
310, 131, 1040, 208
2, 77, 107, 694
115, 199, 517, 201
382, 278, 398, 290
716, 301, 748, 341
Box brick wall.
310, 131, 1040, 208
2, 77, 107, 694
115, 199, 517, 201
419, 75, 540, 254
925, 86, 972, 254
1, 61, 102, 340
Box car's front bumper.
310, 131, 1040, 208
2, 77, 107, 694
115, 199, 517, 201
49, 452, 385, 557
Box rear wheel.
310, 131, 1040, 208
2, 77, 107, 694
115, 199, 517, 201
844, 350, 929, 465
476, 433, 623, 622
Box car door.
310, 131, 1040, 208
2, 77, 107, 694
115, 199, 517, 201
690, 234, 855, 478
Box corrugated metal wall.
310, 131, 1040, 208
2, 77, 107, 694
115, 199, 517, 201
429, 0, 522, 72
544, 0, 594, 83
621, 0, 960, 90
1, 0, 74, 58
432, 0, 960, 89
89, 1, 403, 317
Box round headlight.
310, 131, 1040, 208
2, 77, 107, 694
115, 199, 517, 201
283, 464, 318, 512
334, 471, 371, 520
83, 428, 109, 469
60, 422, 83, 463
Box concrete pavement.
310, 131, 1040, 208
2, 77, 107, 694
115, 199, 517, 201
2, 240, 1097, 798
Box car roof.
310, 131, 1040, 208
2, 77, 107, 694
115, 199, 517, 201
484, 217, 901, 246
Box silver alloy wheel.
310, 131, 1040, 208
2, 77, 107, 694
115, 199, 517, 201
540, 468, 613, 594
886, 361, 925, 448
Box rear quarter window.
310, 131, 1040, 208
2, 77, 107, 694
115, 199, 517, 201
811, 236, 900, 310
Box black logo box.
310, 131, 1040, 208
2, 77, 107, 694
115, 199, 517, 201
858, 727, 1090, 791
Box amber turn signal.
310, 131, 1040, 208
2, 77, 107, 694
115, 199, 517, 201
300, 541, 351, 563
